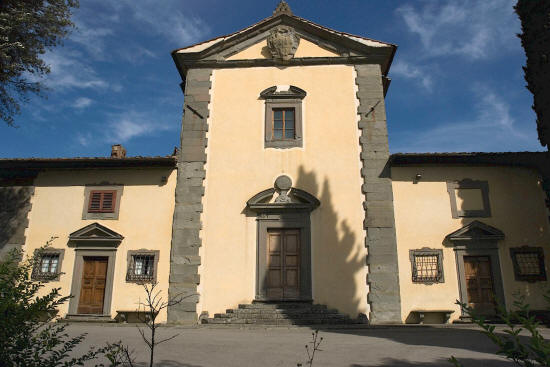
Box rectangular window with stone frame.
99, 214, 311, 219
446, 179, 491, 218
82, 185, 123, 220
510, 246, 547, 282
126, 250, 160, 283
31, 249, 65, 281
260, 85, 306, 148
409, 248, 444, 284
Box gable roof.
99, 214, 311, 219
171, 2, 397, 80
69, 222, 124, 242
445, 220, 505, 242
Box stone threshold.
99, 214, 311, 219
60, 314, 116, 323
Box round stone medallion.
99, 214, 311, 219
274, 175, 292, 191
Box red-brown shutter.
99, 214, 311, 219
101, 191, 115, 212
88, 191, 102, 212
88, 190, 116, 213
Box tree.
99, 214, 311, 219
515, 0, 550, 150
0, 0, 79, 126
0, 239, 121, 366
136, 283, 185, 367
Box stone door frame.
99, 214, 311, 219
247, 182, 320, 302
255, 212, 312, 301
454, 244, 506, 315
68, 249, 117, 316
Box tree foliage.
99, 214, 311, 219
515, 0, 550, 149
0, 0, 78, 126
450, 294, 550, 367
0, 242, 113, 366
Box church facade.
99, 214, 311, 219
1, 2, 549, 325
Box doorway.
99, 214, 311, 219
464, 256, 496, 315
266, 229, 301, 300
77, 257, 108, 314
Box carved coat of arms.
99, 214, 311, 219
267, 26, 300, 61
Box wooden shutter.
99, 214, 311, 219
88, 190, 116, 213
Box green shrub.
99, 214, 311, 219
450, 294, 550, 367
0, 242, 114, 366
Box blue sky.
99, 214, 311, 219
0, 0, 543, 158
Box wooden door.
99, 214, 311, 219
464, 256, 496, 315
266, 229, 300, 300
77, 257, 108, 314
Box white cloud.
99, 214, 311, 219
76, 132, 92, 146
391, 60, 433, 91
73, 97, 93, 109
396, 0, 518, 60
391, 87, 538, 152
106, 112, 176, 143
113, 0, 209, 46
42, 51, 109, 90
69, 21, 113, 57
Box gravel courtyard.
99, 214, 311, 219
62, 324, 545, 366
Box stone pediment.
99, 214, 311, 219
260, 85, 306, 100
247, 175, 320, 213
69, 222, 124, 246
247, 187, 320, 212
445, 220, 504, 242
172, 2, 395, 75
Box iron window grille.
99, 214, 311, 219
510, 247, 546, 282
410, 249, 444, 283
32, 253, 61, 280
127, 254, 156, 282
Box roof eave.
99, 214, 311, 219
0, 157, 177, 170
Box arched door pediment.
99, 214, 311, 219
246, 187, 320, 213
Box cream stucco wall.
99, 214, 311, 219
198, 64, 367, 318
24, 168, 176, 322
227, 38, 340, 60
392, 166, 550, 323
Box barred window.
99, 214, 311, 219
32, 250, 64, 280
410, 249, 444, 283
510, 247, 546, 282
126, 252, 158, 283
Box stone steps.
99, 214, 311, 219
203, 302, 363, 326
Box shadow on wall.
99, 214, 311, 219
30, 168, 175, 187
392, 165, 550, 320
0, 184, 34, 256
252, 165, 364, 323
293, 165, 364, 319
